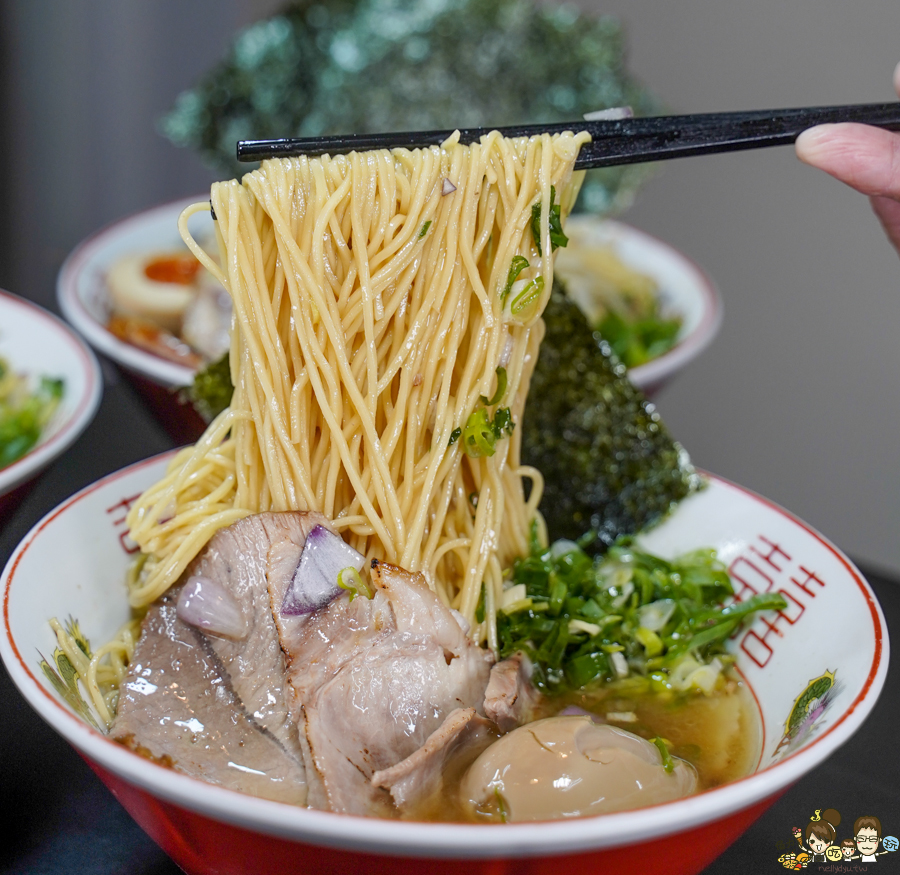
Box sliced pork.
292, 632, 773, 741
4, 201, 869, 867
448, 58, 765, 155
269, 557, 495, 815
115, 512, 497, 817
371, 707, 496, 815
110, 590, 307, 804
181, 511, 329, 759
483, 651, 538, 732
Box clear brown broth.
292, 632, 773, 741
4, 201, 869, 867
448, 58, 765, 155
412, 677, 760, 822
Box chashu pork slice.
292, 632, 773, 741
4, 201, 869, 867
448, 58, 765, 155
181, 511, 329, 760
110, 590, 307, 804
266, 550, 495, 815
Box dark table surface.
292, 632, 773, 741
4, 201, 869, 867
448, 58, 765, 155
1, 362, 898, 875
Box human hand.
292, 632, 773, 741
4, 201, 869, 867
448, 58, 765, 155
795, 62, 900, 253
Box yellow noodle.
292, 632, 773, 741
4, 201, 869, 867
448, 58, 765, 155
126, 131, 588, 644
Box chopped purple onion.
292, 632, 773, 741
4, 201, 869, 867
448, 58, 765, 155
441, 178, 457, 196
558, 705, 604, 723
281, 525, 367, 616
177, 575, 248, 638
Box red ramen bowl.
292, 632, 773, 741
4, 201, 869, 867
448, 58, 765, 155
0, 453, 886, 875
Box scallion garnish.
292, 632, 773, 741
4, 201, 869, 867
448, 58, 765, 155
337, 566, 374, 601
500, 255, 530, 303
530, 185, 568, 256
480, 367, 508, 407
510, 276, 544, 319
497, 535, 787, 694
650, 736, 675, 774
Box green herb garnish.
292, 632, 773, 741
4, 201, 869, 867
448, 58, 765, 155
597, 308, 682, 369
510, 276, 545, 319
530, 186, 567, 256
500, 256, 530, 304
480, 367, 508, 407
38, 617, 101, 730
337, 566, 374, 601
497, 536, 787, 695
462, 406, 515, 458
650, 736, 674, 773
418, 220, 432, 239
448, 427, 462, 446
0, 362, 64, 470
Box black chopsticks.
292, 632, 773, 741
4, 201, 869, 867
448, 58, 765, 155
236, 102, 900, 169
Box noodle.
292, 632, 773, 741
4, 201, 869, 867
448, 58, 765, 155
126, 130, 588, 647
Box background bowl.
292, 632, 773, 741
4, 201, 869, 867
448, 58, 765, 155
0, 454, 885, 875
560, 215, 723, 396
56, 196, 211, 444
0, 290, 102, 514
56, 201, 721, 445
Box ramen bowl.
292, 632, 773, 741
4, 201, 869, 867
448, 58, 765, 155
0, 454, 885, 875
56, 200, 721, 444
0, 290, 102, 515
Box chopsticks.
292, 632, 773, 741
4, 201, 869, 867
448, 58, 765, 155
236, 102, 900, 169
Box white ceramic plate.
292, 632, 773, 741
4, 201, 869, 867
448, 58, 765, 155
0, 454, 886, 858
0, 290, 102, 500
57, 196, 213, 390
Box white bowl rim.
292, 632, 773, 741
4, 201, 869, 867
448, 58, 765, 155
0, 453, 887, 860
56, 200, 721, 393
0, 289, 103, 496
56, 195, 203, 389
581, 218, 724, 390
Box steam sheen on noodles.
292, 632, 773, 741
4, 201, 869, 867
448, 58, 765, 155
125, 130, 588, 651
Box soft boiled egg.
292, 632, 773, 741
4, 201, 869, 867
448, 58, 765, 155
106, 251, 204, 334
460, 715, 697, 822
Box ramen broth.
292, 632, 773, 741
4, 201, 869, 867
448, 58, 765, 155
407, 678, 759, 822
545, 680, 761, 791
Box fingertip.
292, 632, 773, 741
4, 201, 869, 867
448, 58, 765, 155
795, 124, 840, 165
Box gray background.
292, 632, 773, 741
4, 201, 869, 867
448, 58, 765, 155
1, 0, 899, 574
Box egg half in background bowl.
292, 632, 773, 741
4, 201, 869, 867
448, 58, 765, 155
56, 196, 223, 444
0, 452, 885, 875
56, 200, 721, 445
0, 289, 102, 516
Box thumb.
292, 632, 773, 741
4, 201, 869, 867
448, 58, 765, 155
795, 122, 900, 198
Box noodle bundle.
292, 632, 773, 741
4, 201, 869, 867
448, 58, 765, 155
126, 130, 588, 648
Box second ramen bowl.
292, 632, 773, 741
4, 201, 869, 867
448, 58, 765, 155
0, 454, 886, 875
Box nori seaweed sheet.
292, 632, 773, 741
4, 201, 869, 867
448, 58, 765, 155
521, 282, 699, 554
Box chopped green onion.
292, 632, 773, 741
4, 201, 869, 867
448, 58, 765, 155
510, 276, 545, 319
480, 367, 508, 407
500, 255, 530, 303
497, 536, 787, 695
650, 736, 675, 773
461, 406, 515, 458
337, 566, 373, 601
448, 426, 462, 446
530, 185, 568, 256
418, 220, 432, 239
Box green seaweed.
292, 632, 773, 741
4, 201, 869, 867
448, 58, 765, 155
521, 282, 701, 554
184, 353, 234, 422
